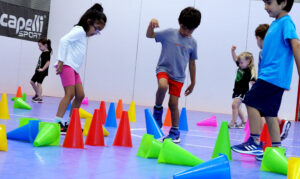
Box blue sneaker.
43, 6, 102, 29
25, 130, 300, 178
231, 137, 263, 155
153, 106, 163, 128
255, 154, 264, 161
163, 128, 181, 143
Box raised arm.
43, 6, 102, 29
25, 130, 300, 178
146, 18, 159, 38
185, 60, 196, 96
291, 39, 300, 76
231, 45, 238, 62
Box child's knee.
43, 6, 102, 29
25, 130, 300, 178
168, 101, 178, 110
158, 85, 168, 92
76, 93, 85, 101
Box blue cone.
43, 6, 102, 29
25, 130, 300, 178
179, 107, 188, 131
67, 101, 72, 111
7, 120, 40, 142
105, 102, 117, 128
145, 109, 164, 139
173, 154, 231, 179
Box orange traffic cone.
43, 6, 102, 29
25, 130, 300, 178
63, 108, 85, 149
113, 111, 132, 147
85, 109, 105, 146
116, 99, 123, 119
260, 123, 271, 151
99, 101, 107, 124
163, 108, 171, 127
16, 86, 22, 98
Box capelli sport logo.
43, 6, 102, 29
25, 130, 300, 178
0, 12, 45, 39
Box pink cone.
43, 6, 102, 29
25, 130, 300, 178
82, 97, 89, 105
243, 125, 250, 142
196, 116, 217, 127
243, 119, 249, 132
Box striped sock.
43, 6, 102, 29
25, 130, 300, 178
272, 142, 282, 147
250, 134, 261, 145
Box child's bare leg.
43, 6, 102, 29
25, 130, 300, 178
56, 86, 75, 118
247, 105, 262, 135
69, 83, 85, 117
265, 117, 281, 144
169, 95, 179, 127
230, 98, 242, 126
30, 80, 38, 95
238, 107, 247, 123
155, 78, 168, 106
36, 83, 42, 98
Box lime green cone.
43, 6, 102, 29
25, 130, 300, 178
22, 93, 27, 102
13, 98, 31, 110
137, 134, 154, 158
33, 122, 60, 147
19, 117, 39, 127
146, 137, 162, 158
261, 147, 288, 175
211, 121, 232, 160
137, 134, 162, 158
157, 139, 204, 166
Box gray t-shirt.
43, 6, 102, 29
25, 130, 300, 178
155, 28, 198, 83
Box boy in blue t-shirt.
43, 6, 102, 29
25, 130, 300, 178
232, 0, 300, 160
146, 7, 201, 143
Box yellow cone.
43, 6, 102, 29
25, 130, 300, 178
0, 124, 8, 151
79, 108, 93, 119
288, 157, 300, 179
128, 101, 136, 122
0, 93, 9, 119
83, 118, 109, 136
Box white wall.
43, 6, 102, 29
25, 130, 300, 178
1, 0, 299, 120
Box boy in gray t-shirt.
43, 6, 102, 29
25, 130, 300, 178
146, 7, 201, 143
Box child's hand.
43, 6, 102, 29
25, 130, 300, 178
149, 19, 159, 29
37, 68, 43, 72
185, 84, 195, 96
231, 45, 236, 52
56, 61, 63, 74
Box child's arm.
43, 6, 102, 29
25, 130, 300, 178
231, 45, 238, 62
185, 60, 196, 96
146, 18, 159, 38
37, 61, 50, 72
291, 39, 300, 76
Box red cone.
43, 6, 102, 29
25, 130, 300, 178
260, 123, 272, 151
113, 111, 132, 147
16, 86, 22, 98
85, 109, 105, 146
63, 108, 85, 149
99, 101, 107, 124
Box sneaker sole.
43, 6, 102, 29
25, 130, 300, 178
231, 147, 263, 155
172, 138, 181, 143
280, 121, 291, 141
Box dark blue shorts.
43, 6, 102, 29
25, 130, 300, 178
243, 79, 284, 117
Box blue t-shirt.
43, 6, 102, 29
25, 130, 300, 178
155, 28, 198, 83
259, 15, 298, 89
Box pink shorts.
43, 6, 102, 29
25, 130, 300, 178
59, 65, 82, 87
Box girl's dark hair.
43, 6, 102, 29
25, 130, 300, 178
38, 37, 52, 54
76, 3, 107, 32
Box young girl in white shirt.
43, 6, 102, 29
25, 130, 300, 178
55, 3, 106, 134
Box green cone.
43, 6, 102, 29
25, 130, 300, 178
211, 121, 232, 160
261, 147, 288, 175
22, 93, 27, 102
19, 118, 39, 127
13, 98, 31, 110
33, 122, 60, 147
137, 134, 162, 158
157, 139, 204, 166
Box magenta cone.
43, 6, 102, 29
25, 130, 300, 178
243, 125, 250, 142
244, 119, 249, 132
197, 116, 217, 127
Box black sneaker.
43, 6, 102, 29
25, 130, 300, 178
32, 98, 43, 103
32, 94, 38, 100
58, 122, 68, 135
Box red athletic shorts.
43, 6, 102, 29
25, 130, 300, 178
157, 72, 184, 97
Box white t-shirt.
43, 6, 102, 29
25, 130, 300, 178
56, 26, 87, 73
